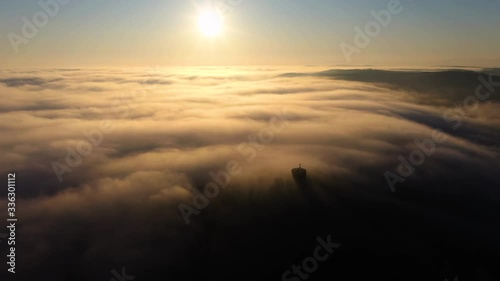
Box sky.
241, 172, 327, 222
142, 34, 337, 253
1, 0, 500, 67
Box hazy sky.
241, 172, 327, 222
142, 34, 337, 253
1, 0, 500, 67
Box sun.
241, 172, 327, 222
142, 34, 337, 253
198, 9, 223, 37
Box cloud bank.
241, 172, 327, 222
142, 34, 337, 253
0, 67, 499, 280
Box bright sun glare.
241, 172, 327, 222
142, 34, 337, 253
198, 9, 223, 37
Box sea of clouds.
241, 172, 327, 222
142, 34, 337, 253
0, 67, 499, 280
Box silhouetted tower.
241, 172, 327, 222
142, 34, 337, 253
291, 164, 307, 185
